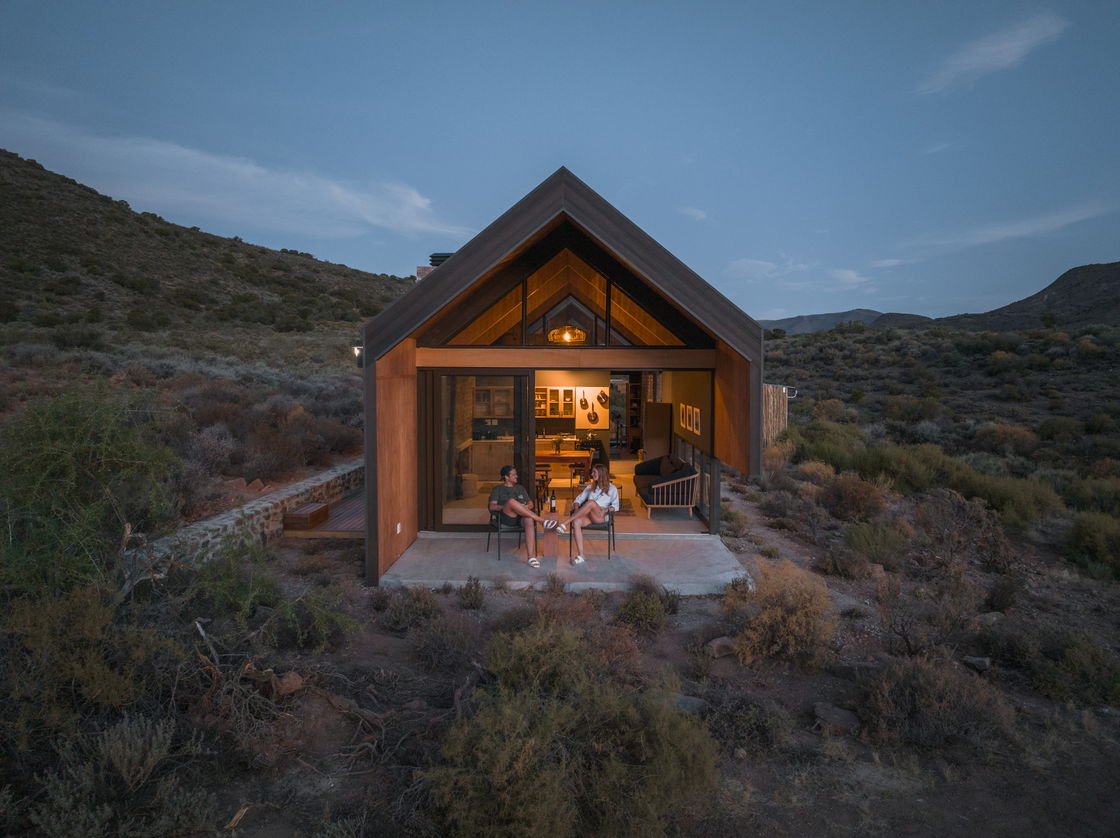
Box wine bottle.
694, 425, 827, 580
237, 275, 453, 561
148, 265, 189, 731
549, 491, 557, 512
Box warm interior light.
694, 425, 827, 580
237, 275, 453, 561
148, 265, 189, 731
547, 324, 586, 344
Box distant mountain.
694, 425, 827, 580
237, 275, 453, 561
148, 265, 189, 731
758, 308, 883, 335
871, 312, 933, 329
0, 149, 411, 337
934, 262, 1120, 332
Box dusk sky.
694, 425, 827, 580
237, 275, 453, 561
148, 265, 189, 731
2, 1, 1117, 320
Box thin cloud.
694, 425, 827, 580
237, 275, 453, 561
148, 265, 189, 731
916, 13, 1070, 94
919, 203, 1111, 248
725, 256, 809, 284
0, 112, 469, 240
830, 268, 870, 286
678, 206, 708, 222
870, 259, 906, 268
921, 141, 955, 155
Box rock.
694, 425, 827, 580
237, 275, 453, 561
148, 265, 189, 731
672, 693, 711, 716
706, 636, 738, 658
975, 612, 1004, 627
223, 477, 247, 492
868, 563, 886, 579
961, 656, 992, 673
247, 479, 265, 493
733, 747, 748, 761
813, 702, 860, 736
828, 661, 884, 683
276, 671, 304, 695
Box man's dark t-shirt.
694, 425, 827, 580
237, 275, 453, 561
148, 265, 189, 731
489, 483, 531, 525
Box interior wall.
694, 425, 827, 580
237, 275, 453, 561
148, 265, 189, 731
714, 342, 753, 475
375, 339, 418, 577
534, 370, 610, 436
662, 370, 713, 454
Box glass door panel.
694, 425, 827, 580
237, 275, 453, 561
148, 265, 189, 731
440, 374, 525, 526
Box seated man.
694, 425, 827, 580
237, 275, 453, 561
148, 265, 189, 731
488, 465, 555, 568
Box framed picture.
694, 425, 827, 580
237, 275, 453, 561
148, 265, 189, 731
679, 403, 688, 429
692, 407, 701, 435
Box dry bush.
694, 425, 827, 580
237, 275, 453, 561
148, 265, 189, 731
974, 423, 1040, 457
819, 473, 887, 521
725, 560, 835, 666
862, 657, 1015, 749
720, 503, 750, 538
913, 488, 1013, 573
981, 625, 1120, 705
617, 591, 668, 635
796, 459, 835, 485
411, 612, 484, 671
263, 586, 361, 652
763, 439, 795, 471
705, 693, 793, 756
814, 546, 871, 579
380, 586, 442, 633
875, 570, 981, 657
457, 576, 485, 610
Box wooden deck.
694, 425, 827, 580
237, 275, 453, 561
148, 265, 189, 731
283, 492, 365, 539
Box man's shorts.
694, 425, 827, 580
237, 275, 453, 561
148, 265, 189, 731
499, 512, 520, 528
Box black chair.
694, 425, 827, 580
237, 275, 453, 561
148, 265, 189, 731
487, 511, 529, 561
568, 508, 616, 561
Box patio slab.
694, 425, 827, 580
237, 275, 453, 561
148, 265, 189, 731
380, 531, 746, 595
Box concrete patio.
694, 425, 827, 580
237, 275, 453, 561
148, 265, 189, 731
380, 530, 747, 594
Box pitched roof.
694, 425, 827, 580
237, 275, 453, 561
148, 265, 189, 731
364, 167, 762, 364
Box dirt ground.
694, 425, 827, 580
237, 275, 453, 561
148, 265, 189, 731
205, 492, 1120, 838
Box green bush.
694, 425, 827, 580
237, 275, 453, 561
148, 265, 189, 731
819, 473, 886, 521
190, 541, 280, 627
0, 386, 180, 595
1038, 416, 1081, 441
429, 621, 718, 837
814, 546, 872, 579
458, 575, 486, 609
843, 519, 911, 568
263, 586, 360, 651
380, 586, 442, 632
980, 625, 1120, 705
617, 591, 667, 635
1066, 512, 1120, 577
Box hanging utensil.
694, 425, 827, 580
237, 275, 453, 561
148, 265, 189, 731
580, 392, 588, 410
597, 390, 608, 407
587, 409, 599, 424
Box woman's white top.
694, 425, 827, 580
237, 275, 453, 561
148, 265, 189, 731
574, 482, 620, 512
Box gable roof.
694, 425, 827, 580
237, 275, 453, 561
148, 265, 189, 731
364, 167, 762, 364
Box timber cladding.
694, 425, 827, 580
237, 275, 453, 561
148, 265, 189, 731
713, 342, 753, 475
762, 383, 789, 444
375, 339, 418, 577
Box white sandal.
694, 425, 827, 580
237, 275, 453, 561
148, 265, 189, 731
556, 523, 568, 534
527, 557, 540, 568
572, 555, 585, 565
542, 519, 557, 530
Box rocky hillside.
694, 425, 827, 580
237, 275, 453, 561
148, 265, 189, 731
0, 149, 411, 347
758, 308, 883, 335
936, 262, 1120, 332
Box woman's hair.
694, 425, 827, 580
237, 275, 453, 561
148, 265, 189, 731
591, 464, 610, 493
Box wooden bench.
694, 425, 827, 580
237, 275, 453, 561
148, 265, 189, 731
283, 502, 328, 529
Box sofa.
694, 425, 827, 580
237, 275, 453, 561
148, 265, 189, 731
632, 454, 700, 518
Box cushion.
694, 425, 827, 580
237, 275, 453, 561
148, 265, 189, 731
634, 457, 665, 477
659, 456, 677, 476
650, 465, 697, 488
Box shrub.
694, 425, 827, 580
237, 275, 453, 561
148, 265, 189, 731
720, 504, 749, 537
430, 621, 718, 837
862, 658, 1015, 749
380, 586, 442, 632
706, 694, 793, 755
820, 473, 886, 521
0, 386, 180, 594
411, 613, 484, 671
1038, 416, 1081, 441
974, 423, 1039, 457
264, 587, 360, 651
2, 586, 185, 750
1065, 512, 1120, 577
458, 575, 485, 610
814, 546, 871, 579
726, 560, 835, 666
843, 519, 911, 569
617, 591, 668, 635
1063, 478, 1120, 516
190, 540, 280, 627
912, 489, 1013, 573
796, 459, 835, 485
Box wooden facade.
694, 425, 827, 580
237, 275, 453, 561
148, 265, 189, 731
362, 168, 764, 584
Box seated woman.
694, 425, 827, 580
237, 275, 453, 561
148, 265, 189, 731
556, 464, 619, 565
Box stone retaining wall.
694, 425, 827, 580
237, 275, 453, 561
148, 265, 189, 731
133, 459, 364, 573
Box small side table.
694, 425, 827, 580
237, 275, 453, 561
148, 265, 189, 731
538, 512, 559, 558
